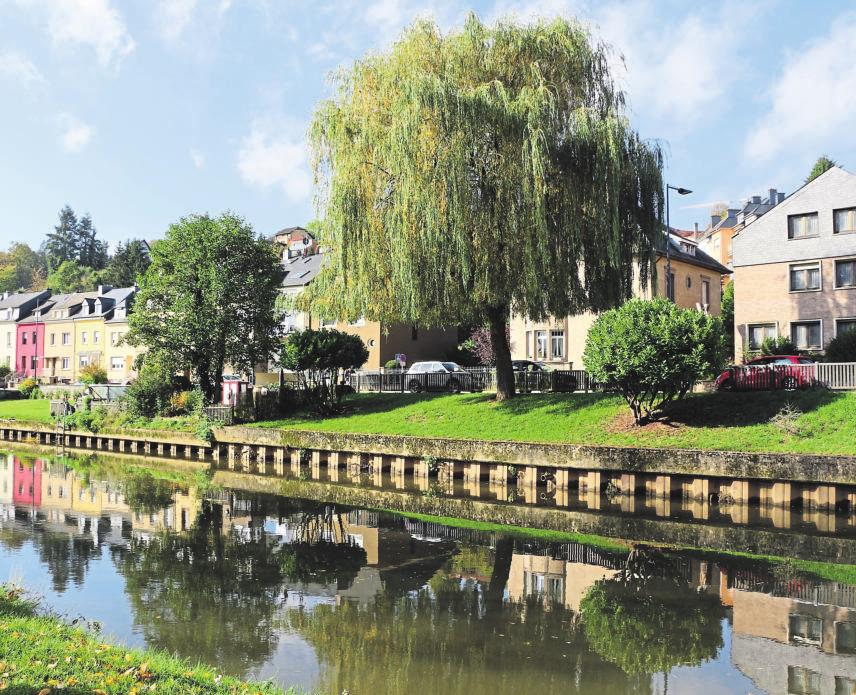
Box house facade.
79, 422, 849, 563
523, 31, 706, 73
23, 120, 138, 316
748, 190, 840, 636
276, 231, 458, 371
732, 166, 856, 360
510, 233, 730, 369
103, 288, 142, 383
0, 290, 50, 374
699, 189, 785, 278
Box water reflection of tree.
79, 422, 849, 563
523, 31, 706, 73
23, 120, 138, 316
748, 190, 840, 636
114, 501, 287, 677
122, 471, 176, 514
287, 550, 651, 695
580, 548, 724, 676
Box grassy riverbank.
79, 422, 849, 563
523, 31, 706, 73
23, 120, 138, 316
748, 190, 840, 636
0, 585, 288, 694
4, 389, 856, 455
254, 390, 856, 456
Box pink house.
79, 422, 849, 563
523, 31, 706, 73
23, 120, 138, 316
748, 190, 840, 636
15, 321, 44, 379
13, 457, 41, 506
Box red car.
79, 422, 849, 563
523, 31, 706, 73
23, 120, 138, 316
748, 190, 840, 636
715, 355, 816, 392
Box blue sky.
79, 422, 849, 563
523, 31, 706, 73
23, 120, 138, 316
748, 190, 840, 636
1, 0, 855, 249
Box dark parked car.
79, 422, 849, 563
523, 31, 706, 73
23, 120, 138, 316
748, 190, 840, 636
715, 355, 816, 391
512, 360, 552, 372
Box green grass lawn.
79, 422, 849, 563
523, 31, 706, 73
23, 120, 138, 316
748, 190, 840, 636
0, 585, 290, 694
252, 390, 856, 456
0, 397, 52, 423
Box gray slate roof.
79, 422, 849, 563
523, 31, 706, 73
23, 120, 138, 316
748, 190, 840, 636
282, 252, 325, 288
0, 290, 50, 311
659, 234, 732, 275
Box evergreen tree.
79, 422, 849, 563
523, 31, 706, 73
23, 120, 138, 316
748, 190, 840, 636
103, 239, 151, 287
43, 205, 79, 271
806, 155, 837, 183
306, 15, 664, 399
76, 214, 109, 270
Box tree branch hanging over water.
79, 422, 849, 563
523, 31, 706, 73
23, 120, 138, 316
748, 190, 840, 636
306, 13, 664, 399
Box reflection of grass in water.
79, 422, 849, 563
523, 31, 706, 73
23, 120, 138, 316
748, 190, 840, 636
376, 508, 631, 553
379, 508, 856, 587
678, 546, 856, 586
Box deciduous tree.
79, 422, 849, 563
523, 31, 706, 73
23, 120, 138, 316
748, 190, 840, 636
583, 299, 724, 424
126, 213, 283, 402
306, 15, 663, 400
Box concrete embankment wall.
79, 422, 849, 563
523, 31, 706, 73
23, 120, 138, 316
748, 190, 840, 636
2, 421, 856, 510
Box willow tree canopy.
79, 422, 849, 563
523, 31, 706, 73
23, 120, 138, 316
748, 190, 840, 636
306, 13, 663, 397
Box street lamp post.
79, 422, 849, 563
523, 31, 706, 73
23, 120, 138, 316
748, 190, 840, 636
665, 184, 692, 301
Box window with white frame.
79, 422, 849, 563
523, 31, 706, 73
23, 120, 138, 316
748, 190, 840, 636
701, 278, 711, 306
789, 614, 822, 645
111, 332, 119, 346
535, 330, 547, 359
790, 262, 821, 291
834, 207, 856, 234
791, 320, 822, 350
61, 357, 70, 370
110, 356, 124, 370
49, 333, 55, 346
93, 330, 100, 344
61, 332, 70, 345
79, 355, 90, 368
525, 331, 532, 359
835, 259, 856, 288
837, 319, 856, 336
21, 333, 27, 345
319, 318, 336, 328
748, 323, 776, 351
788, 212, 819, 239
81, 331, 87, 344
550, 330, 564, 359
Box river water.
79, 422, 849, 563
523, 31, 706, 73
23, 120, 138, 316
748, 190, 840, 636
1, 450, 855, 694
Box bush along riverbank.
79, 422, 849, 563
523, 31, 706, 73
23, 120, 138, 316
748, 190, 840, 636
0, 585, 290, 695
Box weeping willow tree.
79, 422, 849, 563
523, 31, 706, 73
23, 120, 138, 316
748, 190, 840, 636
307, 14, 664, 399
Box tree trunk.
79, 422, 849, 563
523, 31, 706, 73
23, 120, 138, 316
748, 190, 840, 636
486, 537, 513, 607
487, 305, 515, 401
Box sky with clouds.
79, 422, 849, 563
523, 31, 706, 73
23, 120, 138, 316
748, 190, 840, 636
1, 0, 855, 248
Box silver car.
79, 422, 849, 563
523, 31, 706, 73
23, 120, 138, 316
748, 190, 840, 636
406, 361, 474, 393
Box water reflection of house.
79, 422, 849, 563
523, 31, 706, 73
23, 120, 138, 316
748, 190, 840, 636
0, 453, 13, 505
131, 488, 200, 538
12, 457, 41, 506
507, 554, 620, 611
727, 575, 856, 695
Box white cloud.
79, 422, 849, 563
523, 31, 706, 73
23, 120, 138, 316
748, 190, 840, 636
17, 0, 135, 68
57, 113, 94, 152
488, 0, 754, 127
154, 0, 198, 42
747, 11, 856, 162
0, 50, 45, 87
190, 149, 206, 169
237, 118, 312, 202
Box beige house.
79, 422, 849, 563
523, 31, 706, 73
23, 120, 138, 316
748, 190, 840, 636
732, 166, 856, 360
510, 233, 731, 369
277, 232, 458, 371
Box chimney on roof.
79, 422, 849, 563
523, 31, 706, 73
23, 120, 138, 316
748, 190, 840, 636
97, 284, 113, 295
777, 192, 785, 204
694, 222, 699, 233
710, 214, 720, 227
768, 188, 778, 204
752, 195, 761, 204
1, 291, 7, 301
